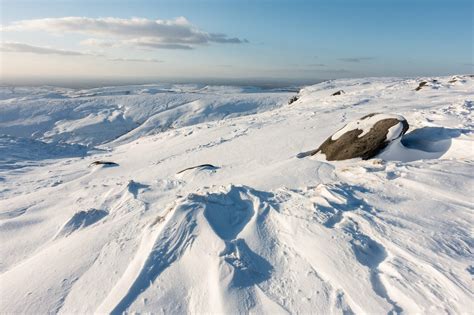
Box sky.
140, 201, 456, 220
1, 0, 473, 85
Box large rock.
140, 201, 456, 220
314, 113, 409, 161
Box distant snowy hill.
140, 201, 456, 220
0, 76, 472, 314
0, 84, 291, 147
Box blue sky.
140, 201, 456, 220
1, 0, 473, 82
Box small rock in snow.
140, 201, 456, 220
331, 90, 345, 96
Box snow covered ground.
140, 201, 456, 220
0, 76, 472, 314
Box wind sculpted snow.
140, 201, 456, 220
0, 76, 472, 314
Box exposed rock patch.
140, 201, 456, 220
309, 113, 409, 161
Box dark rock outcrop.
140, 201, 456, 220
332, 90, 345, 96
288, 95, 299, 105
177, 164, 219, 174
415, 81, 428, 91
307, 113, 409, 161
89, 161, 119, 167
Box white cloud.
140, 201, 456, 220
0, 42, 98, 56
4, 16, 247, 50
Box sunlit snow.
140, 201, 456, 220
0, 76, 472, 314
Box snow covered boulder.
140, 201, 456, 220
315, 113, 409, 160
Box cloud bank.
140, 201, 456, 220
1, 42, 164, 64
0, 42, 95, 56
4, 16, 248, 50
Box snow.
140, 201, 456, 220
0, 75, 473, 314
385, 122, 405, 141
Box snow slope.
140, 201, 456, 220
0, 75, 473, 314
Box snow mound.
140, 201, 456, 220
380, 126, 473, 162
56, 209, 108, 238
